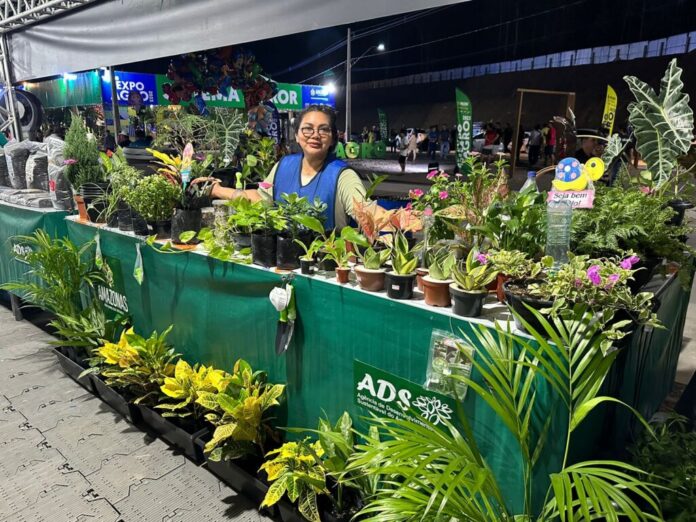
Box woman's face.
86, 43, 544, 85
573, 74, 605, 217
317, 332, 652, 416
296, 111, 334, 161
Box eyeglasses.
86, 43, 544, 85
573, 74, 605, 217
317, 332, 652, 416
300, 125, 332, 138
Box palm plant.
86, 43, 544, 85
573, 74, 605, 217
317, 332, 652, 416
347, 306, 662, 521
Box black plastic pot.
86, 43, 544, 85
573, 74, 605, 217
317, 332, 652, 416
136, 405, 209, 463
117, 200, 134, 231
202, 454, 270, 508
385, 272, 416, 300
131, 210, 150, 236
106, 210, 119, 228
172, 208, 201, 244
627, 256, 661, 294
91, 376, 141, 423
251, 232, 277, 267
450, 285, 487, 317
667, 199, 694, 226
300, 258, 314, 275
503, 280, 555, 335
52, 346, 95, 393
81, 182, 109, 223
154, 220, 172, 240
317, 256, 337, 272
232, 233, 252, 249
276, 235, 303, 270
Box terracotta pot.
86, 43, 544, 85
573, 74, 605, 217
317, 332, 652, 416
74, 195, 88, 221
354, 265, 386, 292
421, 275, 453, 307
335, 267, 351, 284
495, 273, 510, 303
416, 268, 429, 291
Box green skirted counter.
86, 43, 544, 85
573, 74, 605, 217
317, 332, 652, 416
59, 217, 691, 513
0, 201, 69, 286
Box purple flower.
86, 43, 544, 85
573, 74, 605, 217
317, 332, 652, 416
438, 190, 449, 200
620, 255, 640, 270
476, 253, 488, 265
63, 159, 77, 165
605, 273, 620, 289
587, 265, 601, 286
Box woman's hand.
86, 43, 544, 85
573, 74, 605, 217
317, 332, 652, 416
191, 176, 221, 186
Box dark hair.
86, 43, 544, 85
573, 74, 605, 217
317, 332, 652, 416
295, 104, 338, 151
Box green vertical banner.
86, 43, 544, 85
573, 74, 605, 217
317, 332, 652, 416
455, 89, 473, 168
377, 108, 389, 142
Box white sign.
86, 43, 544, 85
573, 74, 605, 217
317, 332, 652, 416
547, 190, 595, 209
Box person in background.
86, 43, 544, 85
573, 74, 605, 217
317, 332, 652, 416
397, 130, 408, 173
574, 136, 602, 164
542, 120, 557, 166
503, 123, 513, 153
129, 130, 152, 148
368, 127, 376, 144
527, 124, 542, 167
407, 130, 419, 162
202, 104, 367, 230
482, 123, 499, 161
117, 132, 131, 148
427, 125, 439, 160
439, 125, 450, 159
103, 129, 116, 152
361, 126, 369, 143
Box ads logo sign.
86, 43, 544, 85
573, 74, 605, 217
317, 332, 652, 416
354, 360, 455, 428
10, 240, 33, 265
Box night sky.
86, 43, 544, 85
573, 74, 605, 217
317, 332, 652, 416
120, 0, 696, 86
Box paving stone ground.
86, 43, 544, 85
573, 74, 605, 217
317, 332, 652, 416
0, 303, 270, 522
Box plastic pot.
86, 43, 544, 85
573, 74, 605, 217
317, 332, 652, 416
667, 199, 694, 226
172, 208, 201, 244
416, 268, 429, 292
251, 232, 278, 267
317, 256, 337, 272
52, 346, 95, 393
106, 211, 119, 228
354, 265, 386, 292
232, 233, 252, 249
81, 182, 109, 223
131, 211, 150, 236
136, 405, 209, 463
154, 220, 171, 240
503, 280, 554, 335
385, 272, 416, 300
450, 285, 487, 317
276, 234, 306, 270
91, 375, 141, 423
202, 455, 270, 509
117, 200, 134, 231
336, 267, 351, 284
421, 276, 453, 307
300, 258, 314, 275
74, 195, 89, 221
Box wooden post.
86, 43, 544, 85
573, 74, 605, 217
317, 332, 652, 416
511, 90, 524, 176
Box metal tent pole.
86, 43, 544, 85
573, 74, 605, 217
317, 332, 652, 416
345, 27, 351, 142
108, 66, 121, 136
0, 33, 20, 140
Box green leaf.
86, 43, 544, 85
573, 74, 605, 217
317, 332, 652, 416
298, 490, 321, 522
261, 475, 288, 508
178, 231, 196, 243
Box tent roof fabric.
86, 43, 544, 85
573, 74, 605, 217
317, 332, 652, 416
9, 0, 467, 82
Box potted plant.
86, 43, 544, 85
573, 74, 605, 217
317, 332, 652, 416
421, 248, 457, 307
321, 228, 358, 284
384, 230, 421, 300
449, 249, 498, 317
250, 202, 286, 267
105, 154, 142, 232
63, 114, 106, 222
488, 249, 534, 303
228, 197, 257, 249
123, 175, 180, 239
276, 193, 327, 270
354, 244, 390, 292
292, 215, 327, 275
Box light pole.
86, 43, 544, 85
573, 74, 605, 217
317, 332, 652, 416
344, 29, 384, 142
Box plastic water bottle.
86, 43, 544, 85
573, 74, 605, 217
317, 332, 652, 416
546, 200, 572, 268
520, 171, 538, 192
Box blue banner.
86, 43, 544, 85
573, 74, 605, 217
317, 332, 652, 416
302, 85, 335, 107
101, 71, 158, 107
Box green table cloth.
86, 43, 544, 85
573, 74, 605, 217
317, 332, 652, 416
63, 217, 691, 514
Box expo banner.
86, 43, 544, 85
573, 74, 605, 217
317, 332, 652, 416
301, 84, 335, 108
101, 71, 158, 107
601, 85, 617, 135
455, 88, 472, 168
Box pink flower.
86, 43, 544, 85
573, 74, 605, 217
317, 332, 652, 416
423, 207, 433, 216
586, 265, 601, 286
639, 186, 653, 195
438, 191, 449, 200
259, 181, 273, 190
63, 159, 77, 165
574, 278, 583, 288
455, 172, 463, 178
426, 170, 438, 180
620, 255, 640, 270
405, 202, 413, 210
409, 188, 424, 198
476, 253, 488, 265
605, 273, 620, 289
438, 172, 450, 179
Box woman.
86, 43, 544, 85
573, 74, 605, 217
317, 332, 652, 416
406, 131, 418, 162
207, 104, 366, 230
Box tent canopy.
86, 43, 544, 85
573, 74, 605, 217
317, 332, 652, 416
9, 0, 467, 82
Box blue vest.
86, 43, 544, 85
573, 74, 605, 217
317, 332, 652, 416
273, 153, 347, 230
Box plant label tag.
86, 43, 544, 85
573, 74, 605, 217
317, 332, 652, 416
391, 284, 400, 290
547, 190, 594, 209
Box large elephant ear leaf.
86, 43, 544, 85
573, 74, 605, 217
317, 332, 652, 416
624, 58, 694, 186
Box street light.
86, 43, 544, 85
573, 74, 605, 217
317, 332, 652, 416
324, 81, 337, 94
344, 29, 385, 141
